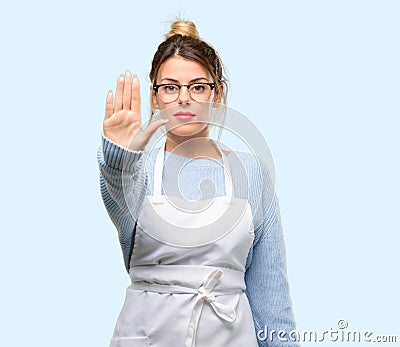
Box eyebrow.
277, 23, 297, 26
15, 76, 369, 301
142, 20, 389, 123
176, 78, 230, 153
159, 77, 210, 83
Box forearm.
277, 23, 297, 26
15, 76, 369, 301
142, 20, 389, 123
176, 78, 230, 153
98, 134, 148, 270
98, 133, 147, 213
245, 200, 299, 347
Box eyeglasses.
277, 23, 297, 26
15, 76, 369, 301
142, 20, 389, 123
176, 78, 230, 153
153, 82, 216, 103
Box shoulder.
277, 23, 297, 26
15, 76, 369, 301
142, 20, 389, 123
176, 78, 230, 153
229, 150, 277, 226
227, 150, 274, 182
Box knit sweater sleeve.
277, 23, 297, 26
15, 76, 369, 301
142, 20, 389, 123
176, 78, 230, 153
97, 134, 147, 271
244, 158, 299, 347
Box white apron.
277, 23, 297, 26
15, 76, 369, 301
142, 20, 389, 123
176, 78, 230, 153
109, 140, 259, 347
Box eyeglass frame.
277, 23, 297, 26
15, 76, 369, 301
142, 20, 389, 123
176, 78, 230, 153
152, 82, 216, 103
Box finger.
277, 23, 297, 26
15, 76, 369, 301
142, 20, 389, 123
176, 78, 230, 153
105, 90, 114, 119
123, 70, 132, 110
131, 74, 141, 116
115, 75, 124, 112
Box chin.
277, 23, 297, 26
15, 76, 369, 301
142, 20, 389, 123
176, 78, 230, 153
167, 121, 210, 138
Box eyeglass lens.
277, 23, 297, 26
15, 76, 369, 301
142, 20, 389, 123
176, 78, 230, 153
157, 84, 213, 103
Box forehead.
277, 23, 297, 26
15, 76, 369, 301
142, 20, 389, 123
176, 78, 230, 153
157, 56, 211, 82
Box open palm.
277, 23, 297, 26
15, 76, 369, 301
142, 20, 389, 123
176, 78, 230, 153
103, 70, 168, 151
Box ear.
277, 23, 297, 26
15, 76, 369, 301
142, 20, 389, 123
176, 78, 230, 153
213, 83, 223, 105
151, 85, 160, 111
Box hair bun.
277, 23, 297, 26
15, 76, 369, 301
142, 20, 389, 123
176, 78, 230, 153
165, 21, 199, 39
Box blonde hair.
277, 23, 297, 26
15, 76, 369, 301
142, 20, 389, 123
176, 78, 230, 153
165, 21, 199, 40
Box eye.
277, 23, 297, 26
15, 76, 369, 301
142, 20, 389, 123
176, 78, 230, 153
161, 84, 179, 93
190, 83, 206, 93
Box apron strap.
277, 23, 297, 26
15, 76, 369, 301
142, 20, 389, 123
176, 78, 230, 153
131, 268, 242, 347
153, 139, 233, 199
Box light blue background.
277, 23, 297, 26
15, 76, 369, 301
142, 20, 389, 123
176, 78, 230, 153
1, 1, 398, 346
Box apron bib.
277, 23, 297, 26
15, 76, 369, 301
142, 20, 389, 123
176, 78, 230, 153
109, 140, 258, 347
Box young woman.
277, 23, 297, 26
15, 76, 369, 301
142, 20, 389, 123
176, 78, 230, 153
98, 20, 299, 347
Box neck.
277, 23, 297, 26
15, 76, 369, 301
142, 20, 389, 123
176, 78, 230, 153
165, 132, 221, 159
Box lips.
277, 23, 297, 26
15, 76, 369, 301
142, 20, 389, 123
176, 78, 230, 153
174, 112, 195, 120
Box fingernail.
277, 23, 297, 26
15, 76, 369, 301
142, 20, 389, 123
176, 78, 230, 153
163, 119, 170, 123
133, 74, 138, 80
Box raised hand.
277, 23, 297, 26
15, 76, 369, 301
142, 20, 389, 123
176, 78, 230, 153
103, 70, 168, 151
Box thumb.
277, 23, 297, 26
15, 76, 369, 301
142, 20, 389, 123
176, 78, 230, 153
143, 118, 170, 138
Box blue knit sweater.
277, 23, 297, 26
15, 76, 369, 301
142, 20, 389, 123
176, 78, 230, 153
98, 134, 299, 347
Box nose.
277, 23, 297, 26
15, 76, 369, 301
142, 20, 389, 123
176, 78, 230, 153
178, 86, 191, 104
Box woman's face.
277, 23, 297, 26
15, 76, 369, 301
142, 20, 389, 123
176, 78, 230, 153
152, 55, 216, 138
